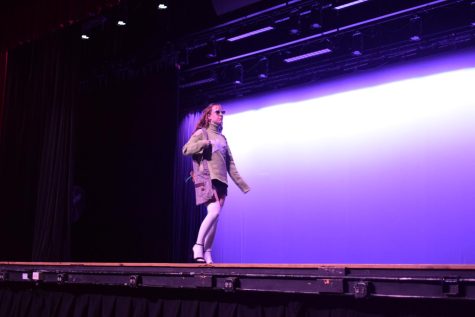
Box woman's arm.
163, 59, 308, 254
182, 129, 210, 156
227, 146, 250, 193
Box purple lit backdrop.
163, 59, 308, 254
184, 49, 475, 264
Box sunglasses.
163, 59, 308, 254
213, 110, 226, 115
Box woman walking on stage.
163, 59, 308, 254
182, 103, 250, 264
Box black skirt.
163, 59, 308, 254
212, 179, 228, 198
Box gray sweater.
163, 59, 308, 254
182, 123, 250, 193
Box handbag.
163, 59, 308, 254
191, 129, 215, 205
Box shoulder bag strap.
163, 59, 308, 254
201, 128, 219, 202
201, 128, 210, 174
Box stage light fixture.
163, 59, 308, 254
351, 31, 363, 56
115, 1, 128, 28
310, 22, 322, 30
206, 41, 217, 58
233, 63, 244, 84
80, 15, 106, 41
334, 0, 368, 10
186, 0, 446, 72
470, 1, 475, 26
158, 3, 167, 10
308, 7, 322, 31
284, 48, 332, 63
257, 57, 269, 79
289, 27, 300, 35
287, 13, 302, 36
227, 26, 274, 42
409, 15, 422, 41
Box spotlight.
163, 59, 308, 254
409, 15, 422, 41
284, 48, 332, 63
310, 22, 322, 30
289, 27, 300, 35
470, 1, 475, 26
308, 7, 322, 30
287, 13, 301, 36
351, 31, 363, 56
80, 15, 107, 41
257, 57, 269, 79
158, 3, 167, 10
116, 1, 128, 27
233, 64, 243, 84
205, 41, 217, 58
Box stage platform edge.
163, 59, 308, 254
1, 262, 474, 300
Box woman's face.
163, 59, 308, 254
208, 104, 225, 125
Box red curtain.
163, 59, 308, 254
0, 0, 119, 51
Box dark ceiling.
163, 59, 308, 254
0, 0, 223, 51
0, 0, 293, 51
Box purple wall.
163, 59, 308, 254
196, 49, 475, 264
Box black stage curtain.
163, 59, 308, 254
72, 70, 177, 262
0, 24, 177, 263
0, 51, 7, 139
172, 112, 207, 262
2, 285, 475, 317
0, 28, 79, 261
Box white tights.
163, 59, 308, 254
196, 199, 222, 252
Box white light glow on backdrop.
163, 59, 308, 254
208, 49, 475, 264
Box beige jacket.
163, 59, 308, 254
182, 123, 250, 193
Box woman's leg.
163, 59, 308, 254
203, 197, 225, 264
193, 196, 222, 262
